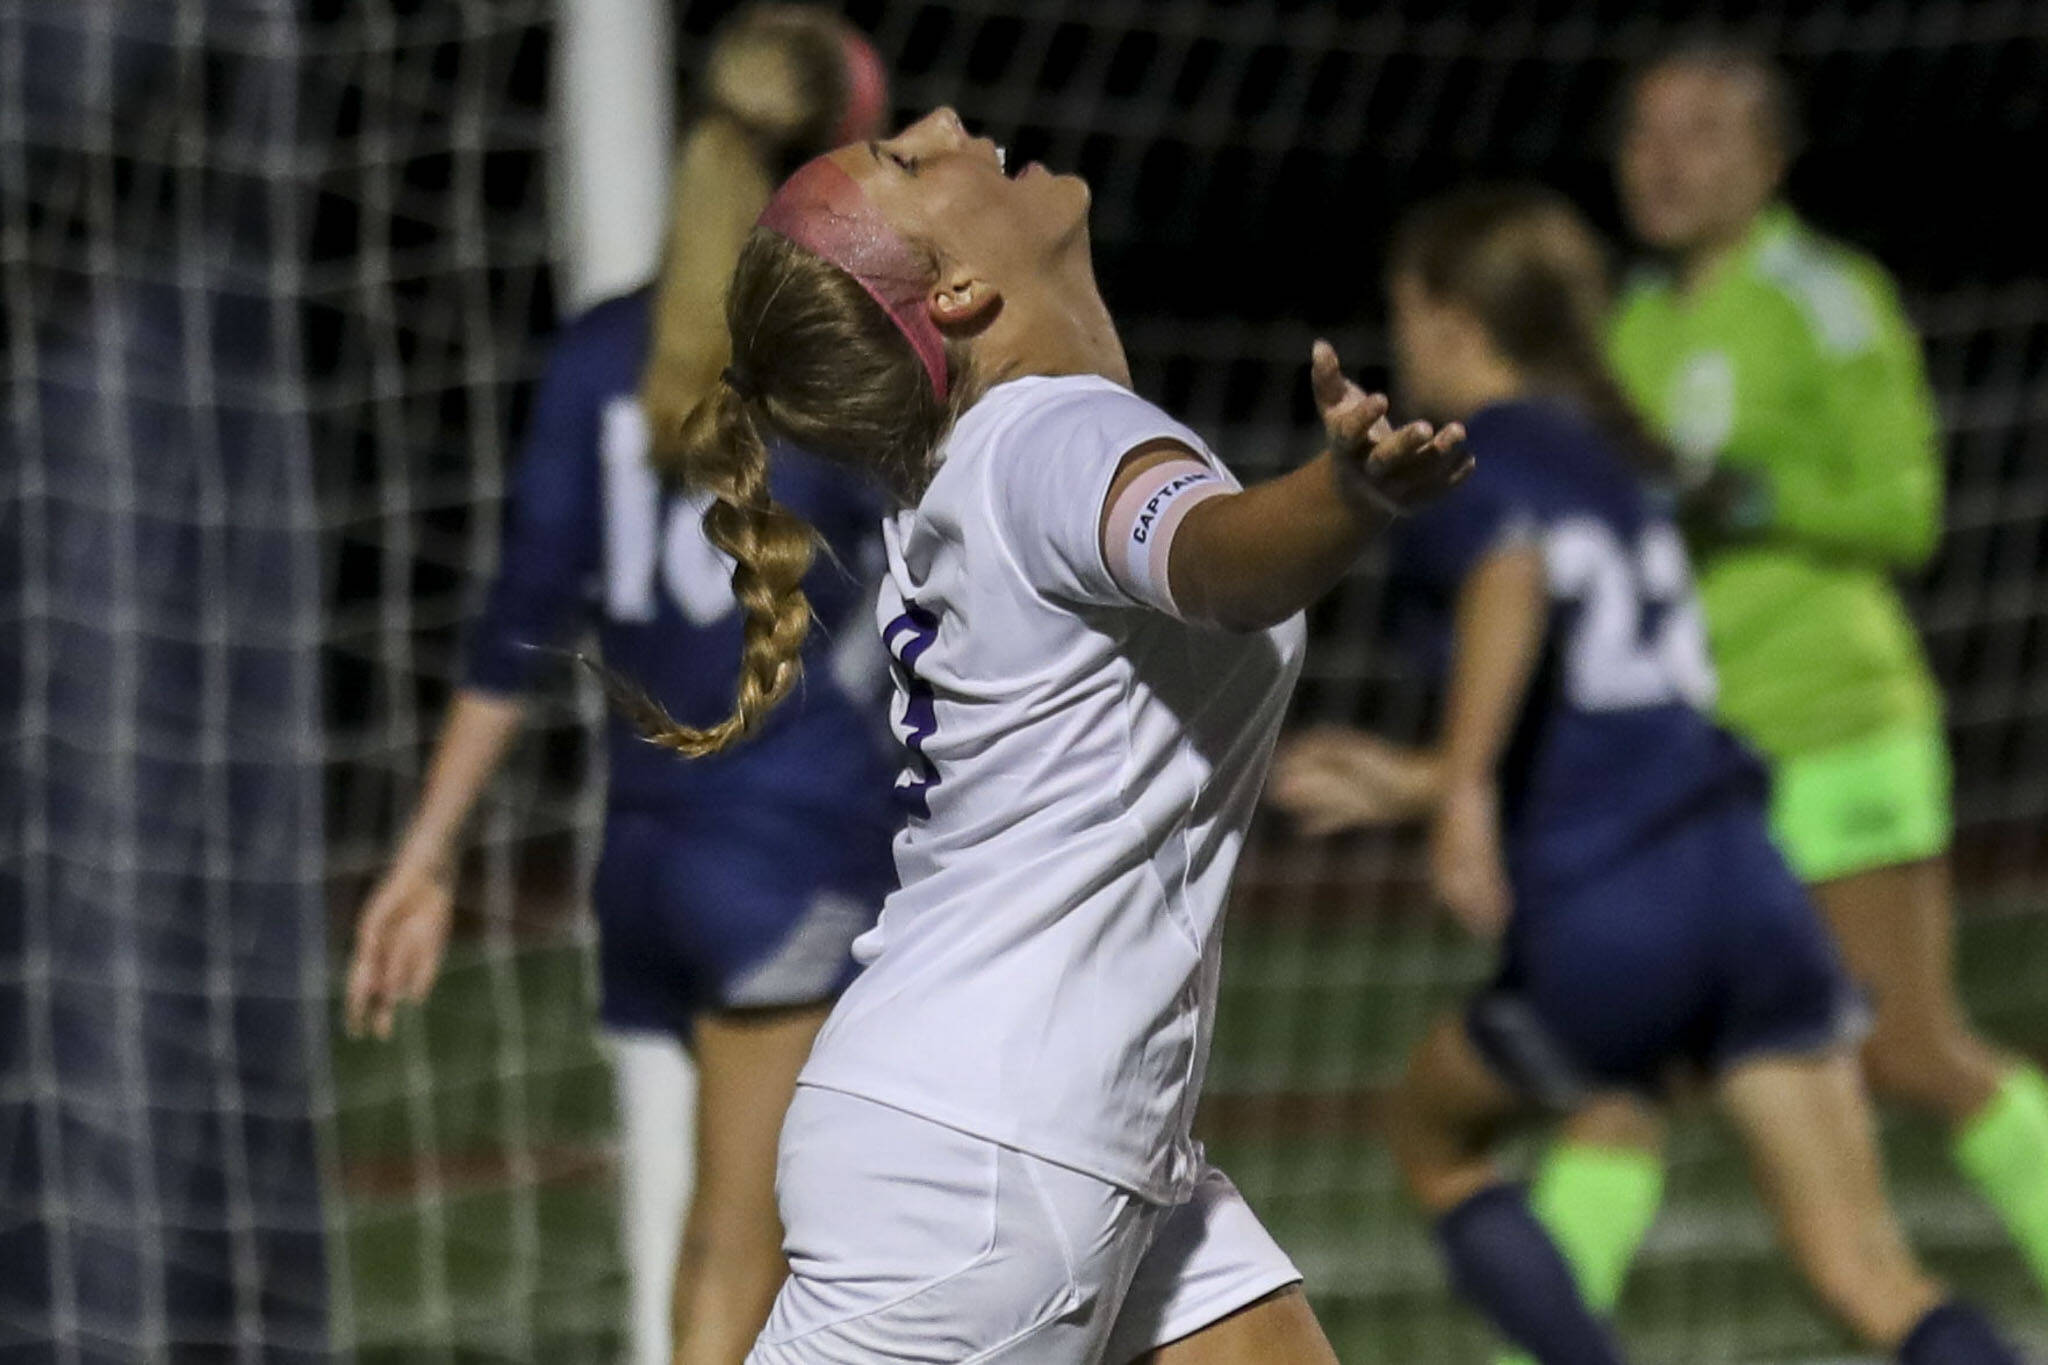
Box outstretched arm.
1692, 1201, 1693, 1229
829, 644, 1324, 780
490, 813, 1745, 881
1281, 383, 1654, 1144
1430, 545, 1547, 936
1269, 727, 1444, 834
346, 689, 526, 1039
346, 317, 609, 1038
1109, 341, 1471, 632
1267, 545, 1546, 934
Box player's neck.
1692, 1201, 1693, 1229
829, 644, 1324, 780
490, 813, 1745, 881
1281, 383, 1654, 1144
973, 258, 1131, 391
1444, 356, 1528, 417
1677, 216, 1761, 295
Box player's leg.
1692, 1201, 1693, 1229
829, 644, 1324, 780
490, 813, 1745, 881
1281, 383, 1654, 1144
1811, 859, 2048, 1295
1772, 727, 1991, 1116
591, 815, 710, 1365
671, 1003, 829, 1365
657, 814, 887, 1363
1814, 858, 2002, 1118
1529, 1098, 1665, 1311
1775, 726, 2048, 1293
1386, 1014, 1629, 1365
603, 1029, 699, 1365
1707, 795, 2028, 1362
1716, 1051, 2022, 1361
1442, 809, 1742, 1365
1388, 1014, 1525, 1210
1131, 1286, 1334, 1364
1498, 1097, 1665, 1365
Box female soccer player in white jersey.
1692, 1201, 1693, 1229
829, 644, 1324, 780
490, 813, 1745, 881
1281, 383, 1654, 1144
1271, 187, 2025, 1365
623, 107, 1469, 1362
344, 11, 894, 1364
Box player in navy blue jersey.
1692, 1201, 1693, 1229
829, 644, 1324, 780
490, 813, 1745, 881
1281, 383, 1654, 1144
343, 10, 895, 1364
1269, 187, 2026, 1365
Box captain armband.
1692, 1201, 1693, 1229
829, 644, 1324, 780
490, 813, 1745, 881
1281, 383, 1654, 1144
1102, 457, 1230, 617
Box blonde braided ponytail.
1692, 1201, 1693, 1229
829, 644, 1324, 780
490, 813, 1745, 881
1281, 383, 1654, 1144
591, 380, 815, 757
609, 216, 969, 758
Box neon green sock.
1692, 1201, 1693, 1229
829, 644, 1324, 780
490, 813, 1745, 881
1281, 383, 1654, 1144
1953, 1063, 2048, 1298
1492, 1142, 1665, 1365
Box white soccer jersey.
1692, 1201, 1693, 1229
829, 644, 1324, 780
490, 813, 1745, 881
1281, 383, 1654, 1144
796, 374, 1306, 1202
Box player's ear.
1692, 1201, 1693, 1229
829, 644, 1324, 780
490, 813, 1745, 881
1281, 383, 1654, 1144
928, 271, 1001, 334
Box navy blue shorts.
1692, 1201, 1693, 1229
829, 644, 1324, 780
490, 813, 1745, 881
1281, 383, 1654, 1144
593, 804, 893, 1042
1467, 795, 1863, 1107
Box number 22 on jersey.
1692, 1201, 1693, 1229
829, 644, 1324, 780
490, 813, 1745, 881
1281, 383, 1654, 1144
598, 398, 738, 627
1544, 517, 1716, 713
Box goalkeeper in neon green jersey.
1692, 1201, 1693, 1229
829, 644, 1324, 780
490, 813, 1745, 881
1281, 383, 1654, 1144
1500, 42, 2048, 1364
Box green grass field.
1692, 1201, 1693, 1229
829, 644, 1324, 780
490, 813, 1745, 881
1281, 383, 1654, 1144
329, 884, 2048, 1363
332, 938, 625, 1364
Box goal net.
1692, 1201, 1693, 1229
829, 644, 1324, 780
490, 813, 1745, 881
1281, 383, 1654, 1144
3, 2, 2041, 1362
1, 2, 588, 1361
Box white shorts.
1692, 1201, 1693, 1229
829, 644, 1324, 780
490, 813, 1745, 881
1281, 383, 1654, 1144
748, 1086, 1302, 1364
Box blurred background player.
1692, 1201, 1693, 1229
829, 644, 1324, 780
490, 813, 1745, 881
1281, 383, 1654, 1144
1270, 186, 2027, 1365
629, 107, 1468, 1362
1487, 41, 2048, 1344
344, 9, 897, 1365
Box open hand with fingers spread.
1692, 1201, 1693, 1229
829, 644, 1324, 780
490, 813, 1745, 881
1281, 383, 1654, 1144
1310, 339, 1472, 518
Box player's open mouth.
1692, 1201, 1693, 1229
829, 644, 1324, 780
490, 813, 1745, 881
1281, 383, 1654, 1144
997, 144, 1048, 180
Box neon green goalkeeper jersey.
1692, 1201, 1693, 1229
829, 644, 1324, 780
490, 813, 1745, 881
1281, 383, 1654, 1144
1609, 205, 1943, 760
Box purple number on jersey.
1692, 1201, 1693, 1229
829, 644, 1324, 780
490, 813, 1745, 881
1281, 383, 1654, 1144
882, 605, 941, 817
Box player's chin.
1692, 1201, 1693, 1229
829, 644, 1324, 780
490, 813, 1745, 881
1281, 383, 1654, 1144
1041, 169, 1091, 216
1065, 178, 1096, 227
1038, 181, 1093, 251
1630, 202, 1702, 252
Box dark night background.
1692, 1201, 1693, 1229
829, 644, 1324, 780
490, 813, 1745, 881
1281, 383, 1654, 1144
416, 0, 2046, 837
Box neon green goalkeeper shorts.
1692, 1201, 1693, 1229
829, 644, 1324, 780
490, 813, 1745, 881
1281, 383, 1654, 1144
1767, 722, 1954, 884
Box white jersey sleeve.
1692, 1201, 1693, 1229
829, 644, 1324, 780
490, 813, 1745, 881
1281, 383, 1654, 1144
984, 383, 1222, 609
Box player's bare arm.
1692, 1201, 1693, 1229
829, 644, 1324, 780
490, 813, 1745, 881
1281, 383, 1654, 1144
1104, 340, 1470, 633
1431, 545, 1546, 936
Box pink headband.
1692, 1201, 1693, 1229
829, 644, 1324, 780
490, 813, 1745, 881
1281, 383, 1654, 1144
832, 31, 889, 146
757, 156, 949, 401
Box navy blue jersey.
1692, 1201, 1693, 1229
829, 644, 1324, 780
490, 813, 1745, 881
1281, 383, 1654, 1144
466, 289, 896, 826
1390, 398, 1763, 892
